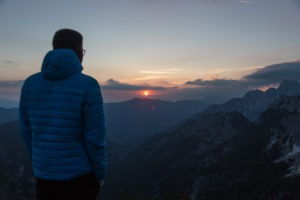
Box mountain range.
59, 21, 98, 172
101, 95, 300, 200
203, 80, 300, 121
0, 99, 19, 109
104, 98, 209, 143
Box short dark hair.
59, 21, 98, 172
52, 29, 83, 50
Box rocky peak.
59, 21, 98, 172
203, 80, 300, 121
277, 80, 300, 95
242, 89, 265, 101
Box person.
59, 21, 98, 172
18, 28, 107, 200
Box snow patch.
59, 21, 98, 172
267, 134, 277, 151
285, 163, 300, 177
285, 144, 300, 158
274, 143, 299, 163
274, 144, 300, 177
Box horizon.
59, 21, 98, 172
0, 0, 300, 102
0, 79, 298, 109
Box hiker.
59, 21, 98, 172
18, 29, 107, 200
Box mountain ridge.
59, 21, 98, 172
203, 80, 300, 121
101, 94, 300, 200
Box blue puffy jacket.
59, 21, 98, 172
18, 49, 107, 181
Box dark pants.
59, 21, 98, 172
35, 172, 100, 200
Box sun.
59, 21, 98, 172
144, 91, 149, 96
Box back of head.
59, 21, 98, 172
52, 29, 83, 61
41, 29, 84, 80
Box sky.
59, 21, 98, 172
0, 0, 300, 103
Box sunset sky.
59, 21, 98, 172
0, 0, 300, 103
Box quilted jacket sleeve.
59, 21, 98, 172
18, 80, 32, 158
83, 79, 107, 180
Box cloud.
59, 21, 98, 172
140, 71, 168, 74
3, 60, 14, 65
181, 60, 300, 101
101, 79, 174, 91
239, 0, 252, 4
101, 60, 300, 102
186, 79, 245, 87
186, 60, 300, 89
183, 78, 252, 102
0, 80, 24, 87
134, 76, 167, 81
140, 68, 186, 74
244, 60, 300, 84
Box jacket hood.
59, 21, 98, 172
41, 49, 83, 80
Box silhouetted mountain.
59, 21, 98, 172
204, 80, 300, 121
101, 95, 300, 200
0, 99, 19, 109
104, 98, 210, 142
0, 107, 18, 125
277, 80, 300, 95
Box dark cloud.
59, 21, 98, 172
185, 78, 265, 91
181, 78, 250, 102
0, 80, 24, 87
186, 60, 300, 89
181, 60, 300, 101
101, 79, 174, 91
244, 60, 300, 84
3, 60, 13, 65
186, 78, 245, 87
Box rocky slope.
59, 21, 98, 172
204, 80, 300, 121
0, 121, 34, 200
260, 95, 300, 178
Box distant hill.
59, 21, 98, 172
104, 98, 210, 142
0, 99, 19, 109
203, 80, 300, 120
0, 107, 19, 125
101, 95, 300, 200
